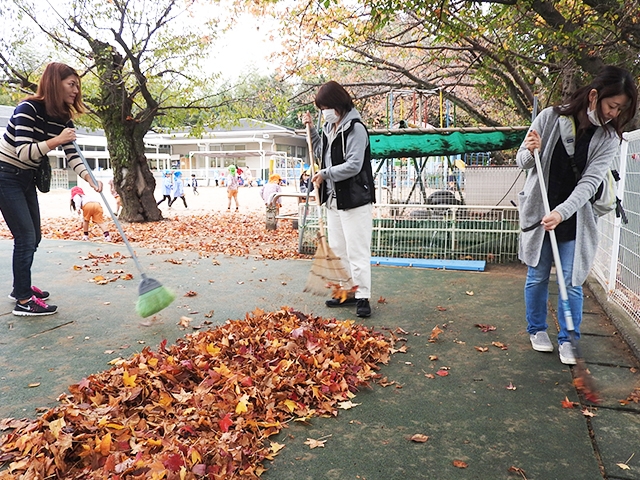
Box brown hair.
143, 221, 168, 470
555, 65, 638, 138
314, 81, 355, 118
25, 62, 86, 122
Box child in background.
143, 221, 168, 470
108, 178, 122, 216
226, 165, 239, 211
169, 171, 187, 208
157, 170, 172, 206
190, 174, 199, 195
70, 186, 111, 242
261, 173, 282, 214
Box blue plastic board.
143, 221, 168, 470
371, 257, 486, 272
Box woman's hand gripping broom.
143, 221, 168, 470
302, 123, 354, 295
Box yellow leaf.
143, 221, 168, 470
158, 391, 173, 407
147, 438, 162, 446
123, 370, 137, 388
147, 357, 158, 367
95, 432, 111, 456
214, 363, 231, 377
270, 441, 285, 454
190, 448, 202, 465
617, 463, 631, 470
283, 399, 297, 412
48, 417, 66, 439
105, 423, 125, 430
206, 343, 221, 356
236, 393, 250, 414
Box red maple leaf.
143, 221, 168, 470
219, 413, 233, 432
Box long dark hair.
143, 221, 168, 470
554, 65, 638, 138
25, 62, 86, 122
314, 81, 355, 117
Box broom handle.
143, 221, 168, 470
533, 148, 575, 332
305, 123, 330, 252
72, 141, 147, 278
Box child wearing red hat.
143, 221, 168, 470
70, 187, 111, 241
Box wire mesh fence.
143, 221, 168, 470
299, 203, 520, 263
593, 129, 640, 331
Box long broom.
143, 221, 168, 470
533, 148, 599, 403
72, 141, 175, 317
302, 124, 353, 295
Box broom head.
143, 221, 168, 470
304, 233, 353, 295
573, 357, 600, 404
136, 275, 176, 318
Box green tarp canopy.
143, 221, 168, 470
368, 126, 528, 159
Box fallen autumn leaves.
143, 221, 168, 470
20, 213, 303, 260
0, 308, 392, 479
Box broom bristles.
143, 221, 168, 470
304, 236, 353, 295
136, 285, 176, 318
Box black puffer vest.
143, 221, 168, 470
319, 119, 375, 210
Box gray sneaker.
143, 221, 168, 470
558, 342, 577, 365
530, 331, 554, 352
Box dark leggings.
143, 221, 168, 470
157, 195, 171, 205
169, 195, 187, 208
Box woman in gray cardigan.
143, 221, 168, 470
516, 66, 637, 365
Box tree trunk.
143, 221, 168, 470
101, 120, 162, 222
90, 39, 162, 222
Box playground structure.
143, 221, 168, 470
292, 124, 529, 263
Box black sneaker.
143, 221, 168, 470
356, 299, 371, 318
8, 286, 50, 301
13, 296, 58, 316
325, 296, 358, 308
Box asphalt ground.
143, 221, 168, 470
1, 235, 640, 479
1, 186, 640, 479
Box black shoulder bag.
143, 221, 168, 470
35, 156, 52, 193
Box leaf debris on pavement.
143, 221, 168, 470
0, 308, 392, 479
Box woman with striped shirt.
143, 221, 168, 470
0, 62, 103, 316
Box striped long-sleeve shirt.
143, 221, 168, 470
0, 100, 88, 179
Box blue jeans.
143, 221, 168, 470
524, 234, 582, 345
0, 163, 41, 301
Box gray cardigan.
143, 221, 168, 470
516, 107, 619, 285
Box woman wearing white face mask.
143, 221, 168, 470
302, 81, 375, 318
516, 65, 637, 365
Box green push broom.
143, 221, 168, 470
72, 141, 175, 317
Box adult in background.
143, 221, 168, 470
517, 65, 638, 365
302, 80, 375, 318
0, 62, 103, 316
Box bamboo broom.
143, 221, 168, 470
303, 123, 353, 295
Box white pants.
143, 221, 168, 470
326, 199, 373, 299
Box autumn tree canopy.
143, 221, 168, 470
270, 0, 640, 127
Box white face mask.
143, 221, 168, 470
322, 109, 339, 124
587, 107, 610, 126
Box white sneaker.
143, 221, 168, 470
104, 234, 111, 242
82, 235, 89, 241
558, 342, 577, 365
530, 331, 554, 352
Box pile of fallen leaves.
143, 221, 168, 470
0, 308, 392, 479
0, 214, 303, 260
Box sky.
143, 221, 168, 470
209, 11, 281, 81
16, 0, 283, 82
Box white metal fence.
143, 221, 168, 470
592, 129, 640, 331
298, 203, 520, 262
